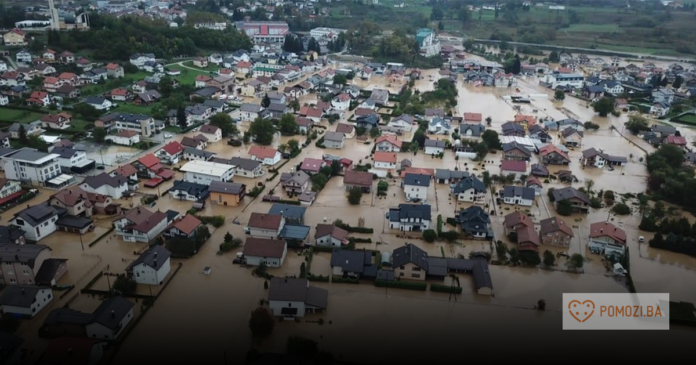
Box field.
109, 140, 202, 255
324, 1, 696, 57
81, 71, 150, 97
673, 113, 696, 126
172, 67, 215, 85
111, 103, 156, 115
0, 108, 44, 123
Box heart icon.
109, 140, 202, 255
569, 300, 595, 322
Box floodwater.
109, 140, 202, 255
4, 54, 696, 364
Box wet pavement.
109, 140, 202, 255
2, 55, 696, 364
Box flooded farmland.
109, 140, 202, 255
3, 54, 696, 364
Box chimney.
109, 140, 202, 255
111, 310, 115, 318
137, 207, 141, 213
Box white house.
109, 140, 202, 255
0, 285, 53, 318
542, 72, 584, 89
314, 224, 349, 247
375, 135, 403, 152
373, 152, 397, 170
84, 96, 112, 111
0, 148, 62, 184
81, 173, 129, 199
588, 222, 626, 257
232, 103, 264, 121
105, 130, 140, 146
84, 296, 134, 340
180, 160, 235, 185
129, 53, 156, 68
125, 245, 171, 285
228, 157, 265, 178
245, 213, 285, 239
323, 132, 345, 149
388, 115, 415, 132
248, 146, 281, 166
402, 173, 430, 201
650, 102, 670, 117
424, 139, 446, 155
267, 277, 328, 317
113, 207, 168, 243
52, 147, 95, 174
388, 204, 431, 232
603, 81, 624, 95
200, 124, 222, 142
242, 237, 287, 267
331, 93, 351, 110
451, 176, 486, 203
500, 186, 535, 207
9, 203, 60, 242
427, 117, 451, 135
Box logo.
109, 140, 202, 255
568, 300, 595, 322
563, 293, 670, 330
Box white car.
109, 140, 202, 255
164, 133, 173, 139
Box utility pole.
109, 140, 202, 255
79, 233, 84, 252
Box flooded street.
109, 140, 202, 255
3, 53, 696, 364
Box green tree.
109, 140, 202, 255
612, 203, 631, 215
113, 275, 137, 294
248, 117, 276, 145
593, 97, 615, 117
177, 106, 188, 129
369, 126, 381, 138
673, 76, 683, 89
512, 54, 521, 74
347, 186, 363, 205
310, 173, 328, 191
249, 307, 275, 338
557, 199, 573, 216
287, 139, 300, 153
458, 7, 471, 25
431, 7, 444, 20
481, 130, 501, 149
289, 98, 300, 112
333, 74, 347, 86
261, 93, 271, 108
286, 335, 318, 357
423, 229, 437, 242
93, 127, 107, 143
554, 89, 565, 101
438, 21, 444, 31
278, 114, 299, 136
569, 253, 584, 269
474, 141, 489, 160
537, 299, 547, 311
224, 232, 233, 244
158, 76, 174, 96
625, 115, 650, 134
548, 50, 560, 62
543, 250, 556, 267
18, 124, 27, 144
210, 112, 239, 137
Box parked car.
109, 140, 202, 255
164, 133, 173, 139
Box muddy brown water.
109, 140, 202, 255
3, 59, 696, 364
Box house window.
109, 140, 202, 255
411, 273, 420, 278
399, 272, 404, 277
412, 267, 421, 271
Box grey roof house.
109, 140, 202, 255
458, 206, 492, 239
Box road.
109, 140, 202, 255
439, 35, 696, 62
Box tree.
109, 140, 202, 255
248, 117, 276, 145
584, 179, 595, 196
347, 186, 362, 205
289, 98, 300, 112
261, 93, 271, 108
333, 74, 347, 86
423, 229, 437, 242
554, 89, 565, 101
224, 232, 233, 244
557, 199, 573, 216
481, 130, 502, 149
474, 141, 489, 160
113, 275, 137, 294
248, 307, 275, 338
512, 54, 521, 74
310, 173, 328, 191
287, 139, 300, 153
569, 253, 584, 269
431, 7, 444, 20
543, 250, 556, 267
210, 112, 238, 137
673, 75, 683, 89
495, 6, 499, 18
177, 106, 187, 129
458, 7, 471, 26
369, 126, 381, 138
158, 76, 174, 96
485, 116, 492, 126
18, 124, 27, 144
438, 21, 444, 31
612, 203, 631, 215
93, 127, 107, 143
625, 115, 650, 134
548, 50, 560, 62
537, 299, 547, 311
593, 97, 615, 117
278, 114, 299, 136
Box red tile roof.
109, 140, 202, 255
343, 170, 373, 187
666, 135, 687, 145
589, 222, 626, 245
373, 152, 397, 164
138, 154, 160, 168
301, 158, 324, 172
248, 146, 278, 159
539, 144, 570, 161
464, 113, 482, 122
248, 213, 283, 230
500, 160, 527, 172
161, 141, 184, 155
243, 237, 286, 258
167, 214, 202, 235
375, 135, 403, 149
514, 115, 536, 125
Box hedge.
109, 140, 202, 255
348, 237, 372, 244
335, 222, 374, 234
430, 284, 463, 294
311, 245, 335, 253
308, 274, 330, 282
276, 199, 301, 206
265, 172, 279, 182
446, 217, 458, 226
332, 276, 360, 284
374, 280, 427, 291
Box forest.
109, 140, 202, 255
45, 14, 252, 61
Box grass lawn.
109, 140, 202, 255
673, 113, 696, 126
0, 108, 45, 123
174, 68, 215, 86
111, 103, 156, 115
564, 23, 622, 33
181, 61, 219, 72
81, 71, 151, 97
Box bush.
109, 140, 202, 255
438, 230, 459, 242
374, 280, 427, 291
334, 221, 374, 233
113, 275, 137, 294
430, 284, 463, 294
612, 203, 631, 215
347, 186, 363, 205
332, 276, 360, 284
423, 229, 437, 242
446, 217, 458, 226
247, 185, 266, 198
198, 215, 225, 227
348, 237, 372, 244
307, 274, 330, 282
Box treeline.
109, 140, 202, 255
46, 14, 252, 60
649, 233, 696, 258
646, 144, 696, 213
640, 200, 696, 257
